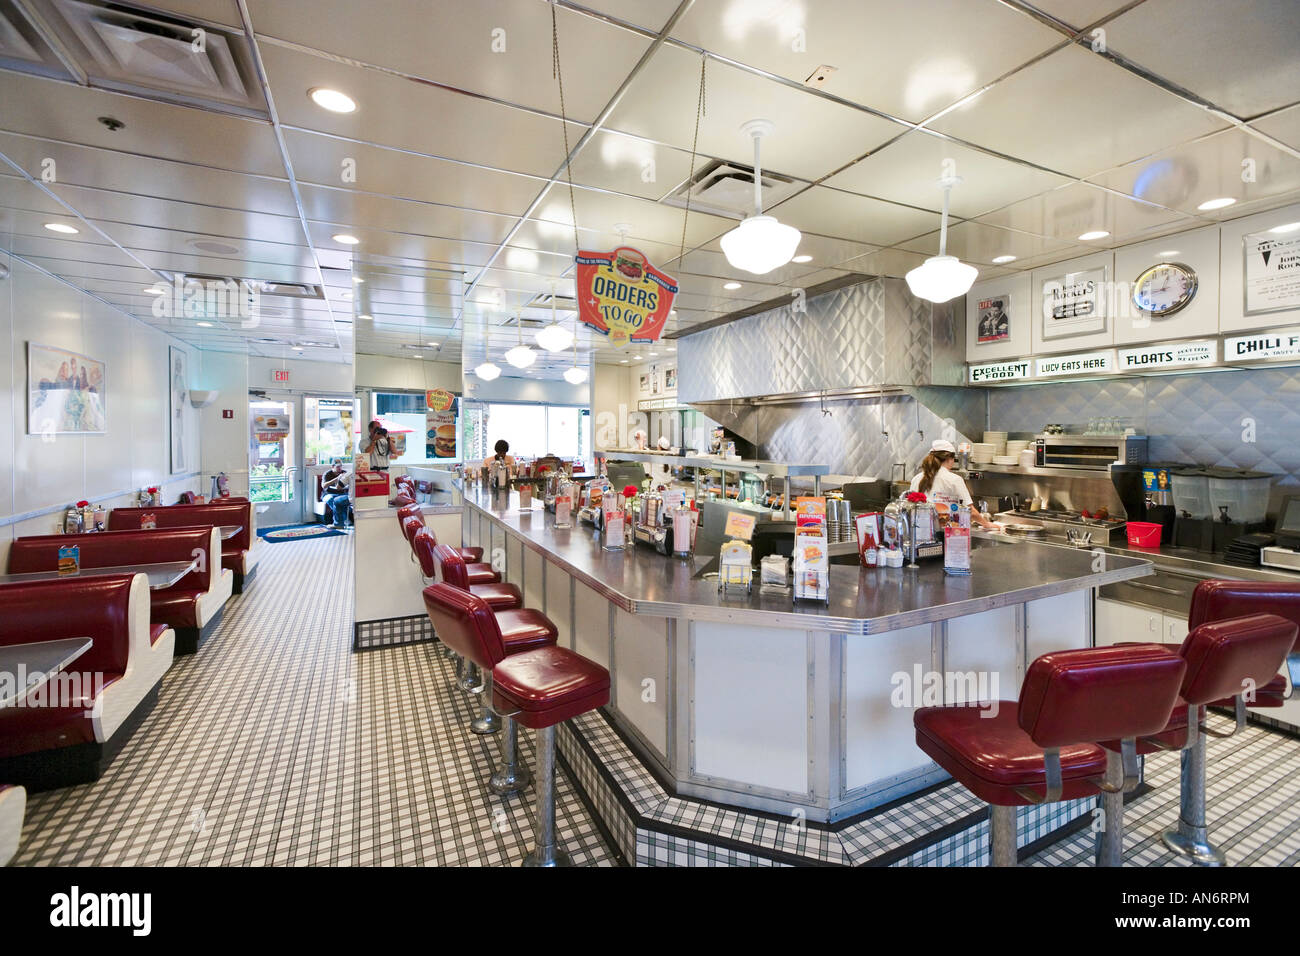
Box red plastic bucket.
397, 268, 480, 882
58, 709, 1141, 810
1126, 521, 1162, 548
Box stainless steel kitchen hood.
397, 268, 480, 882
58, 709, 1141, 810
676, 276, 964, 405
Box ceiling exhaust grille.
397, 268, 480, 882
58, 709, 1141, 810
663, 159, 804, 220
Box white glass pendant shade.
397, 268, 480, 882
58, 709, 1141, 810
563, 366, 588, 384
535, 323, 574, 352
474, 362, 501, 381
720, 215, 802, 275
504, 345, 536, 368
904, 255, 978, 304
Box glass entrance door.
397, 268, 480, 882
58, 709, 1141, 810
249, 394, 300, 526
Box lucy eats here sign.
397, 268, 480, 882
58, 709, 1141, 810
574, 246, 678, 346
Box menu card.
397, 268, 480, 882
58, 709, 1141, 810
57, 545, 79, 575
793, 497, 829, 601
944, 506, 971, 575
141, 513, 157, 530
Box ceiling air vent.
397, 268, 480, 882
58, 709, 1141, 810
663, 159, 803, 220
167, 273, 324, 300
19, 0, 267, 115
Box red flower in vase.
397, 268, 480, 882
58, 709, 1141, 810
905, 491, 928, 504
621, 485, 640, 499
76, 500, 90, 508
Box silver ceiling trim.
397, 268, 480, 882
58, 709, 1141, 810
235, 0, 342, 356
9, 0, 87, 84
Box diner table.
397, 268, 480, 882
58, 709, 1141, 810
0, 558, 198, 591
0, 637, 93, 708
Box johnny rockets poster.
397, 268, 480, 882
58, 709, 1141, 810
574, 246, 679, 346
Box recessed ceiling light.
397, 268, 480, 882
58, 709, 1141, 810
792, 254, 813, 263
1197, 197, 1236, 211
145, 286, 166, 294
619, 359, 628, 363
341, 291, 353, 300
1157, 250, 1180, 257
309, 88, 356, 113
648, 352, 658, 357
411, 353, 421, 358
44, 222, 78, 234
991, 255, 1017, 264
358, 314, 372, 321
1078, 230, 1110, 241
196, 321, 213, 328
723, 281, 742, 290
332, 233, 360, 245
352, 276, 364, 283
292, 346, 304, 351
1268, 222, 1300, 234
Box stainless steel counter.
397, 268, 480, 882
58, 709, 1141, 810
463, 486, 1153, 635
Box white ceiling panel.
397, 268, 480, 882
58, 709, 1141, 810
299, 186, 517, 245
248, 0, 651, 124
898, 220, 1083, 265
0, 174, 76, 215
767, 187, 940, 246
563, 129, 702, 202
670, 0, 1063, 123
284, 131, 544, 215
928, 45, 1228, 179
975, 181, 1196, 245
0, 71, 284, 176
1021, 1, 1135, 30
602, 41, 906, 182
132, 250, 320, 285
825, 131, 1074, 218
260, 43, 588, 178
532, 180, 735, 250
88, 221, 316, 270
1105, 0, 1300, 119
1087, 127, 1300, 219
1251, 105, 1300, 152
838, 246, 930, 279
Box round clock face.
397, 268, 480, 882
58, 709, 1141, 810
1132, 261, 1198, 317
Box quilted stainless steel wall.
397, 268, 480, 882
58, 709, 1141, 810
677, 278, 962, 404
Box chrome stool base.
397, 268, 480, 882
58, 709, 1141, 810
458, 661, 484, 694
490, 714, 529, 794
1162, 828, 1226, 866
522, 848, 571, 868
490, 764, 531, 795
470, 712, 501, 735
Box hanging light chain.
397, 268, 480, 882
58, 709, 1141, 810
552, 3, 580, 256
675, 54, 707, 331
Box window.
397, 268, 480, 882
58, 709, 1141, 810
304, 396, 354, 465
481, 402, 590, 466
370, 390, 462, 465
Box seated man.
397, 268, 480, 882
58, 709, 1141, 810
322, 458, 352, 529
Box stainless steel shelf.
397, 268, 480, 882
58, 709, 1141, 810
601, 449, 830, 478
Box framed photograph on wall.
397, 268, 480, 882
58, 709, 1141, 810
664, 366, 677, 391
650, 364, 661, 395
1040, 265, 1108, 340
975, 294, 1011, 344
639, 371, 650, 395
1243, 229, 1300, 316
26, 342, 107, 435
169, 346, 188, 473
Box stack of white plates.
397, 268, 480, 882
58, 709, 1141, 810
991, 455, 1018, 465
1005, 439, 1030, 456
983, 431, 1008, 456
971, 442, 996, 464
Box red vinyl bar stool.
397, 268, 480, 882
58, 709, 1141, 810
422, 583, 563, 799
1187, 581, 1300, 710
411, 528, 521, 699
397, 503, 483, 562
915, 644, 1186, 867
1157, 612, 1296, 866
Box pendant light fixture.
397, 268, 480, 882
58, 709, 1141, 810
474, 361, 501, 381
504, 312, 536, 368
562, 316, 587, 384
905, 175, 978, 303
720, 119, 801, 275
535, 280, 574, 352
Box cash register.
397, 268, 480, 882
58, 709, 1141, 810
1261, 495, 1300, 572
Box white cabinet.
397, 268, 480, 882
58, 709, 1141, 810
1094, 596, 1164, 646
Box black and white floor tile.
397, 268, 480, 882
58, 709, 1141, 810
12, 533, 615, 867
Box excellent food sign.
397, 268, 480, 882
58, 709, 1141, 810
575, 246, 678, 346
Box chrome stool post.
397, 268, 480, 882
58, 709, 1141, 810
489, 716, 531, 795
458, 660, 483, 694
470, 672, 502, 735
522, 725, 569, 868
1162, 704, 1226, 866
989, 804, 1017, 867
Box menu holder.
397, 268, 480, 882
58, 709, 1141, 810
717, 540, 753, 595
793, 496, 830, 603
518, 484, 533, 508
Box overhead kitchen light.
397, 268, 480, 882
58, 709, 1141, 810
332, 233, 360, 245
535, 282, 574, 352
1197, 197, 1236, 211
475, 361, 502, 381
1157, 249, 1180, 257
504, 314, 536, 368
992, 255, 1017, 264
723, 281, 742, 290
309, 88, 356, 113
792, 254, 813, 263
720, 119, 802, 275
145, 286, 166, 294
44, 222, 79, 234
1268, 222, 1300, 234
563, 366, 588, 384
1078, 230, 1110, 241
905, 176, 978, 304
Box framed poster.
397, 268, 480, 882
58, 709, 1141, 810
425, 388, 460, 460
27, 343, 106, 435
169, 346, 188, 473
650, 364, 662, 395
975, 294, 1011, 344
664, 366, 677, 391
1040, 266, 1107, 340
638, 371, 650, 395
1243, 229, 1300, 316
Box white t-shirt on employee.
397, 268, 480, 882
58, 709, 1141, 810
909, 466, 972, 508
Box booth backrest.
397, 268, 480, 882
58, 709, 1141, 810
0, 573, 146, 675
9, 527, 216, 593
1018, 644, 1187, 748
109, 501, 251, 554
1188, 580, 1300, 633
1178, 613, 1298, 706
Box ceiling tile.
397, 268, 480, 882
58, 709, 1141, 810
928, 44, 1228, 178
767, 186, 940, 246
1105, 0, 1300, 119
1022, 1, 1135, 30
1252, 104, 1300, 152
898, 220, 1082, 265
975, 181, 1196, 244
670, 0, 1063, 123
300, 186, 517, 245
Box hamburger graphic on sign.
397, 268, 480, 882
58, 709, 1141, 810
425, 388, 459, 459
574, 246, 678, 346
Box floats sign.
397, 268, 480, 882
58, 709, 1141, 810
575, 246, 678, 346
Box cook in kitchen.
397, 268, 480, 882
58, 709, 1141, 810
910, 439, 1001, 531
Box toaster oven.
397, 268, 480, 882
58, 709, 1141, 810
1034, 435, 1148, 470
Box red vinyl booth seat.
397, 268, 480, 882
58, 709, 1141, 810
0, 574, 173, 789
8, 527, 230, 656
109, 500, 258, 593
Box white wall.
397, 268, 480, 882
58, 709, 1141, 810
1, 254, 203, 563
250, 355, 351, 394
355, 354, 459, 391
197, 350, 250, 497
592, 364, 633, 450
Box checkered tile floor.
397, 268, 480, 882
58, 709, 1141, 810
12, 533, 615, 867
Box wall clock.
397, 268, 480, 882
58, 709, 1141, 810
1132, 261, 1198, 317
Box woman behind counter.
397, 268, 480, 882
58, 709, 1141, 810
483, 439, 516, 486
910, 439, 1000, 531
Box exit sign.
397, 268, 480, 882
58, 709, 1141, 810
272, 369, 291, 383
